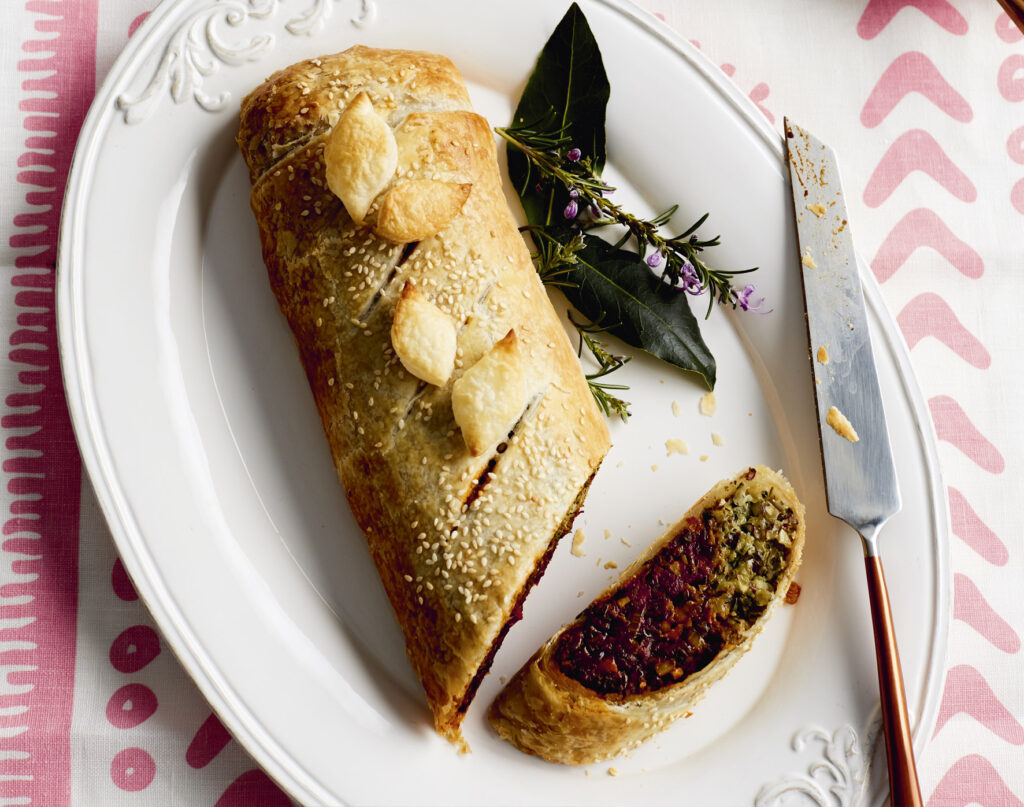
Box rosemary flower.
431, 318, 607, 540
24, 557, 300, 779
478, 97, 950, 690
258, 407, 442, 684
734, 284, 770, 313
680, 261, 703, 295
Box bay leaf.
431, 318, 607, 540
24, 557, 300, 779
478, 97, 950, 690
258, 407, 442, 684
559, 235, 717, 389
508, 3, 610, 227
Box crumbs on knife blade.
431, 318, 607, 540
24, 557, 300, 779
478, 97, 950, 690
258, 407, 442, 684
826, 406, 859, 442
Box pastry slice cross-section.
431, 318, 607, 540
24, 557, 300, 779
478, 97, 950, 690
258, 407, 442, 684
488, 466, 805, 764
237, 46, 610, 748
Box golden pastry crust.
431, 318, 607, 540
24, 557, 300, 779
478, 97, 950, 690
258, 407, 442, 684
488, 466, 805, 764
237, 46, 610, 747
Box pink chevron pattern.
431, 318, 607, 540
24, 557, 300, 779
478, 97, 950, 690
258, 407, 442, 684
954, 575, 1021, 654
947, 487, 1010, 566
2, 0, 98, 804
870, 208, 983, 282
863, 129, 977, 207
927, 754, 1024, 807
934, 665, 1024, 742
896, 292, 990, 367
928, 396, 1006, 474
857, 0, 968, 40
861, 51, 972, 127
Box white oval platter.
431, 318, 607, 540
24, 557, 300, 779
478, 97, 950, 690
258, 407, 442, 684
58, 0, 949, 804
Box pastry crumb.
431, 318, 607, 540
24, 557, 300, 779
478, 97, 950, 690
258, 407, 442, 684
616, 460, 625, 468
604, 560, 618, 570
711, 432, 725, 447
650, 464, 659, 472
585, 770, 592, 777
671, 400, 683, 417
578, 590, 585, 598
604, 529, 612, 540
826, 406, 859, 442
785, 581, 802, 604
817, 345, 829, 363
620, 537, 632, 547
608, 767, 619, 777
699, 391, 717, 416
806, 202, 826, 217
665, 438, 689, 456
571, 529, 586, 557
801, 250, 817, 269
499, 675, 507, 685
699, 454, 709, 462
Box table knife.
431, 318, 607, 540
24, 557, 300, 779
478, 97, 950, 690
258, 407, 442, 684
784, 118, 923, 807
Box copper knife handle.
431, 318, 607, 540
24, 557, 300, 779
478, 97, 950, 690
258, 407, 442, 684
996, 0, 1024, 35
864, 555, 923, 807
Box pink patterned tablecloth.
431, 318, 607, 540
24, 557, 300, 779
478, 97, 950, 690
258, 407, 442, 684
1, 0, 1021, 804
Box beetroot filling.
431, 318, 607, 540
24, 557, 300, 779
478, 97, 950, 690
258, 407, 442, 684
554, 493, 796, 697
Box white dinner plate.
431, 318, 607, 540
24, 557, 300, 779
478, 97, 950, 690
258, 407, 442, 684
58, 1, 949, 804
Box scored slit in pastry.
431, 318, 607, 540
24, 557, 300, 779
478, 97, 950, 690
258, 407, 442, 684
237, 46, 610, 747
488, 466, 805, 764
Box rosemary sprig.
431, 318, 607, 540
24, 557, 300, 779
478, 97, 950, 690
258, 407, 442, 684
496, 122, 763, 318
572, 315, 631, 422
523, 226, 586, 286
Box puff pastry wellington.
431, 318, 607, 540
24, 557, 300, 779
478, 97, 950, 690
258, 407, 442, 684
237, 47, 610, 747
489, 466, 804, 764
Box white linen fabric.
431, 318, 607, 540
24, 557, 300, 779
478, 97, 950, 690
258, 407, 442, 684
0, 0, 1019, 804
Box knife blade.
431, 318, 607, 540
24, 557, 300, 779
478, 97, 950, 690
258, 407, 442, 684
784, 120, 900, 542
784, 118, 922, 807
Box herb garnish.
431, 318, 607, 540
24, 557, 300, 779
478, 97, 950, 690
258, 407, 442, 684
502, 3, 766, 419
